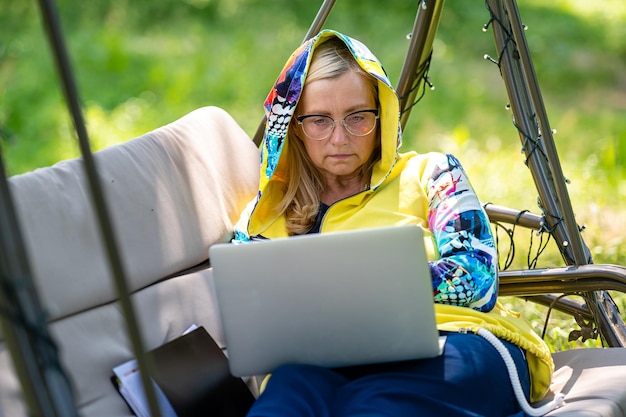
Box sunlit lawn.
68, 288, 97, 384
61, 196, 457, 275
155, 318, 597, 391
1, 0, 625, 351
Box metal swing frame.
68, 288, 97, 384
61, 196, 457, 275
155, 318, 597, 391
1, 0, 626, 416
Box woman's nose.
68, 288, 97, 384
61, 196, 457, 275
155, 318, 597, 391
328, 122, 349, 144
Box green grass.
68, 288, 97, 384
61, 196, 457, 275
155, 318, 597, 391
1, 0, 625, 351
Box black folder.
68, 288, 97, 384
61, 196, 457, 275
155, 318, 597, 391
113, 326, 255, 417
149, 326, 255, 417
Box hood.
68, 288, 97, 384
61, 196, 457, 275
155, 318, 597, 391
247, 29, 402, 237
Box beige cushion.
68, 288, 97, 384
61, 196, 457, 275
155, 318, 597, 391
0, 107, 260, 416
1, 269, 229, 417
543, 348, 626, 416
7, 106, 259, 320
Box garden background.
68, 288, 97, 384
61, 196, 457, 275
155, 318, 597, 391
1, 0, 625, 350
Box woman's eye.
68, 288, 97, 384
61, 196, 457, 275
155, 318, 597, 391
312, 117, 330, 126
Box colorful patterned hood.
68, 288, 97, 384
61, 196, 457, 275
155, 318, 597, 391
243, 30, 402, 238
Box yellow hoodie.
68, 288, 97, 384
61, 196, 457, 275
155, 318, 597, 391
234, 29, 553, 402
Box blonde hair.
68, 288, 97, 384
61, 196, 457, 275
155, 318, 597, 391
277, 37, 381, 235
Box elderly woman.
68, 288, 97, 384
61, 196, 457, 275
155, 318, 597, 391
233, 30, 553, 417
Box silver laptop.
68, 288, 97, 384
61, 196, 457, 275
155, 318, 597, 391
209, 225, 443, 377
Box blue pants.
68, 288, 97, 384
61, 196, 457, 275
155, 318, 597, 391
247, 332, 530, 417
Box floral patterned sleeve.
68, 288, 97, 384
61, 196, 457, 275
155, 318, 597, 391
425, 153, 498, 312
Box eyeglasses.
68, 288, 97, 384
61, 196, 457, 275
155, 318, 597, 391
296, 109, 379, 141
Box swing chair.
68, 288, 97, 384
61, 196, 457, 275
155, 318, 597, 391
2, 0, 626, 416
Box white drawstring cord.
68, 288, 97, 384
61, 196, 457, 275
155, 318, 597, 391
474, 328, 566, 416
